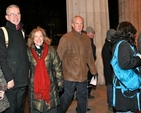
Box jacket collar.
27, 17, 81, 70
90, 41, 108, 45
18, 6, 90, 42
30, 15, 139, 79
5, 20, 23, 31
72, 29, 83, 37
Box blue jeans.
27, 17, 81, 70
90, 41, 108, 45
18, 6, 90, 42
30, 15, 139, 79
107, 84, 113, 107
59, 80, 87, 113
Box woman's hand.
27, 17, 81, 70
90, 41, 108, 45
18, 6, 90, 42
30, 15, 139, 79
0, 90, 5, 100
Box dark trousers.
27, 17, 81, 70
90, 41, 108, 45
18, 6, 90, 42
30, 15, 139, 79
59, 80, 87, 113
87, 70, 93, 95
3, 86, 27, 113
107, 84, 113, 107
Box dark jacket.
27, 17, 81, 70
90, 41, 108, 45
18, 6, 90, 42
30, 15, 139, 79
27, 44, 63, 112
57, 29, 97, 82
90, 38, 96, 61
137, 32, 141, 54
112, 41, 141, 111
102, 29, 115, 85
0, 21, 29, 87
102, 40, 113, 85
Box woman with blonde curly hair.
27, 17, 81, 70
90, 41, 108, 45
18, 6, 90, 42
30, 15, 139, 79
27, 26, 64, 113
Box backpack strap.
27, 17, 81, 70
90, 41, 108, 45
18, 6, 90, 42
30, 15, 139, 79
1, 27, 9, 48
21, 29, 25, 38
0, 27, 25, 48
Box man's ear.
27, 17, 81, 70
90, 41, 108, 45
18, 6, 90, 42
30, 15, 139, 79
71, 23, 74, 28
5, 15, 9, 21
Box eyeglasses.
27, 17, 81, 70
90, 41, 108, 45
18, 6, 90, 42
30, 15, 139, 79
7, 13, 21, 17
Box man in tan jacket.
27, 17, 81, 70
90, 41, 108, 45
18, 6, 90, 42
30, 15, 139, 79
57, 15, 98, 113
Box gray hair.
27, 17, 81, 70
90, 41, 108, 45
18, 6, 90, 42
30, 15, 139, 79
71, 15, 84, 24
6, 4, 20, 15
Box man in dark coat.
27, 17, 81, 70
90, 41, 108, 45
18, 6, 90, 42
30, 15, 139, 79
0, 4, 29, 113
86, 26, 97, 99
102, 29, 116, 112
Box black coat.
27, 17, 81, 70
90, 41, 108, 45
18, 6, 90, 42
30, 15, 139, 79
0, 21, 29, 87
112, 41, 141, 111
137, 32, 141, 54
90, 38, 96, 61
101, 40, 113, 85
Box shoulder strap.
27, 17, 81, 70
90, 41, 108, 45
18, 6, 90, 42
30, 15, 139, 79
21, 29, 25, 38
0, 27, 25, 48
1, 27, 9, 48
113, 40, 136, 57
112, 40, 123, 59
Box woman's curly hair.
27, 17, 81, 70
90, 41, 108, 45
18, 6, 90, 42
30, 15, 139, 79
111, 21, 137, 46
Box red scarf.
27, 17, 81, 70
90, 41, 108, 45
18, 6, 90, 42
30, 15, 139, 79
16, 24, 20, 30
30, 42, 51, 102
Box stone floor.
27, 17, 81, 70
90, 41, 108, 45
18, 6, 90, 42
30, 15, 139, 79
24, 85, 141, 113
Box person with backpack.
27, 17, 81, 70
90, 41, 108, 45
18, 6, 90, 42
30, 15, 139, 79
110, 21, 141, 113
0, 4, 29, 113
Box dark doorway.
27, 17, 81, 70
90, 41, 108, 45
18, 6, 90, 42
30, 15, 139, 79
108, 0, 119, 30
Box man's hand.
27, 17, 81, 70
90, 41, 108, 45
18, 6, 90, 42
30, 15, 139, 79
0, 90, 5, 100
7, 79, 14, 89
93, 73, 98, 79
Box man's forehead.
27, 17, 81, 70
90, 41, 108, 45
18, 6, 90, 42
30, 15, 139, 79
8, 7, 20, 12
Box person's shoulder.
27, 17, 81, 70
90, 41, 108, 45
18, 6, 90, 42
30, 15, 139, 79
60, 31, 73, 41
63, 31, 72, 37
119, 41, 130, 47
116, 41, 131, 52
82, 32, 88, 36
82, 33, 91, 42
48, 45, 58, 52
48, 45, 55, 50
48, 45, 59, 56
0, 28, 4, 35
82, 32, 89, 38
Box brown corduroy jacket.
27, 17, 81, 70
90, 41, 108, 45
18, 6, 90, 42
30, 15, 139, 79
57, 29, 97, 82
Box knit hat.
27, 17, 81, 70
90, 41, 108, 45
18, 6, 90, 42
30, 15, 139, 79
86, 26, 95, 33
106, 29, 116, 41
